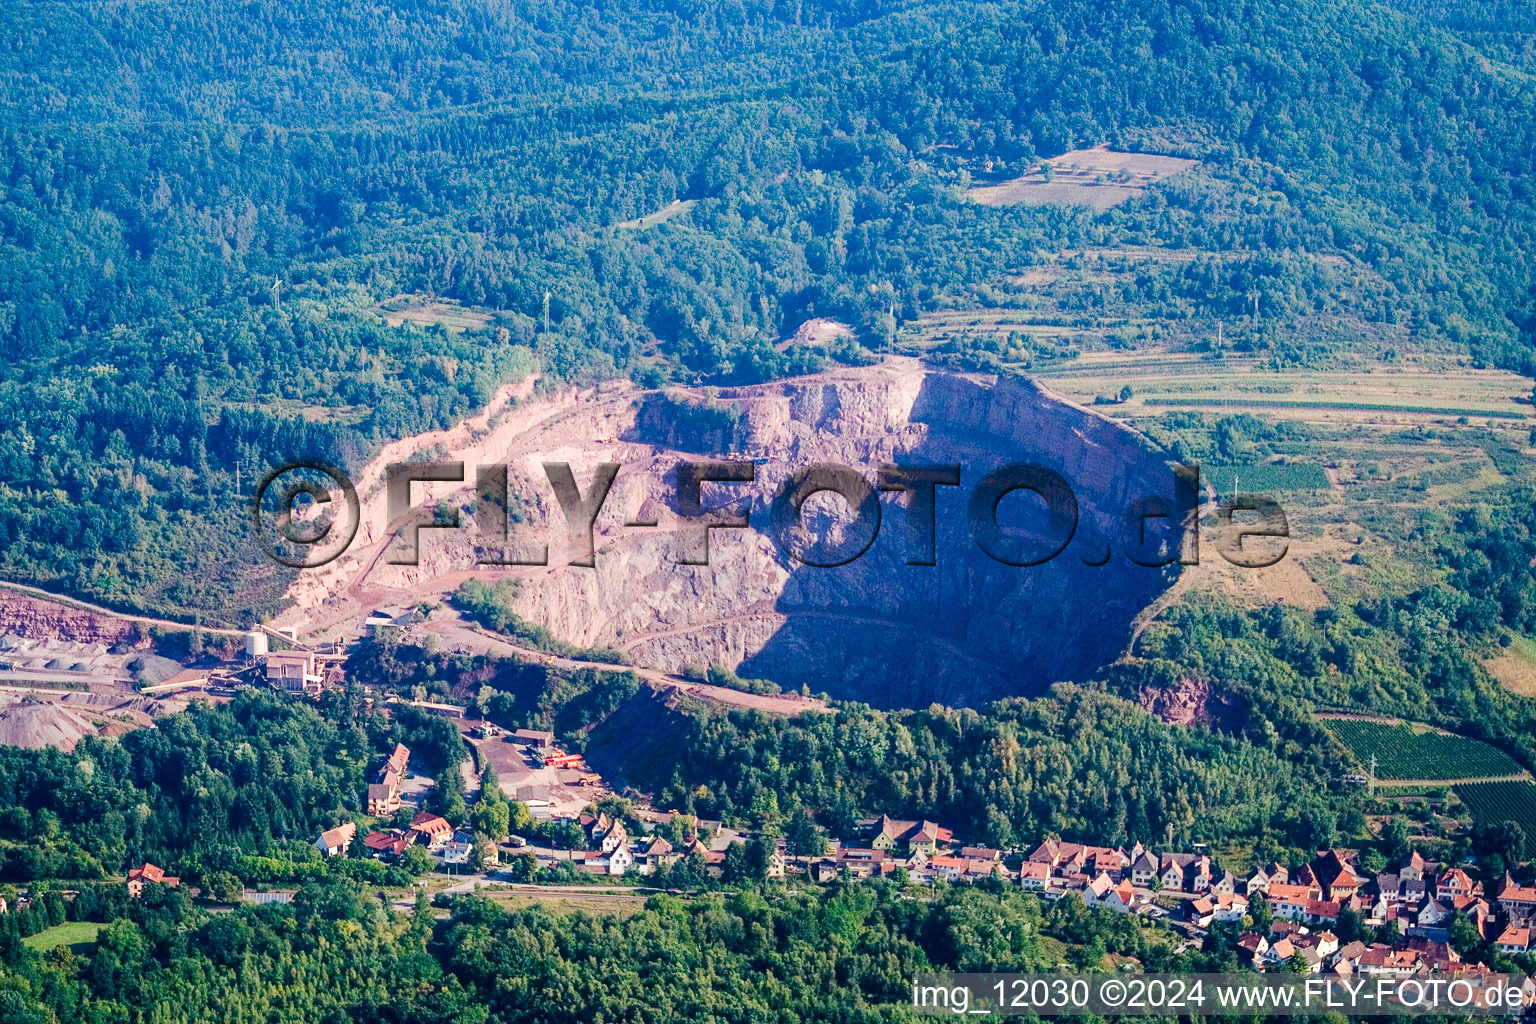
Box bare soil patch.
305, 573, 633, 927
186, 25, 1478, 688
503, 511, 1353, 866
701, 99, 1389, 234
967, 146, 1199, 211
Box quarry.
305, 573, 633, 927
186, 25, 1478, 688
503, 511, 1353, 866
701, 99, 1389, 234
271, 359, 1188, 708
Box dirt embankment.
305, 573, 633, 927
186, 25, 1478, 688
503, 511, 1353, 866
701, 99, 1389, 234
0, 703, 100, 751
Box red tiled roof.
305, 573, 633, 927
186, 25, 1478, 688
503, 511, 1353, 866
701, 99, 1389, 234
127, 862, 180, 887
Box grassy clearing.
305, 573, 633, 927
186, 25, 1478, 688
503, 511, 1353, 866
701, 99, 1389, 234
1484, 633, 1536, 697
23, 921, 104, 953
482, 889, 649, 917
1328, 720, 1523, 779
377, 294, 493, 332
619, 199, 696, 230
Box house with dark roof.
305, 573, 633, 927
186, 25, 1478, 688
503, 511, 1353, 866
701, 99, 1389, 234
363, 830, 412, 859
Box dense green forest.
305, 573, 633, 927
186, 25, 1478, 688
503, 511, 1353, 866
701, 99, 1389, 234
0, 871, 1205, 1024
3, 0, 1536, 620
0, 689, 464, 883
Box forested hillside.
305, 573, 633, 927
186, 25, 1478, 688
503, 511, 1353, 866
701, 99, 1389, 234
0, 689, 465, 883
2, 0, 1535, 620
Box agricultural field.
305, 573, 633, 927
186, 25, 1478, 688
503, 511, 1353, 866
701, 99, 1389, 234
966, 146, 1199, 210
1327, 720, 1525, 781
1201, 464, 1331, 493
1454, 781, 1536, 856
903, 245, 1535, 617
1039, 353, 1532, 427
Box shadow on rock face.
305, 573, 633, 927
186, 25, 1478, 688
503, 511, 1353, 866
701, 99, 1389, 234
734, 372, 1185, 708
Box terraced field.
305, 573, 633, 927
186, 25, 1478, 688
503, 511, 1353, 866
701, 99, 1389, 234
1328, 720, 1524, 780
1454, 781, 1536, 856
1202, 464, 1331, 493
1038, 354, 1531, 426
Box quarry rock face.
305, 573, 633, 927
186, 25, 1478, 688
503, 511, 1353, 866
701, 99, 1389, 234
282, 360, 1183, 708
0, 591, 144, 646
615, 365, 1180, 706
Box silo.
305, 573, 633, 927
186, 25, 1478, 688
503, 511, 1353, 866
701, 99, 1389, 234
246, 630, 269, 658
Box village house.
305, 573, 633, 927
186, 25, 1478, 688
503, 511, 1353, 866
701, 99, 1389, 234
314, 822, 357, 858
1267, 882, 1317, 921
1130, 849, 1160, 888
1436, 867, 1482, 900
363, 830, 411, 859
368, 779, 402, 817
1357, 946, 1426, 978
631, 837, 677, 876
598, 820, 628, 854
1188, 892, 1248, 926
1303, 899, 1342, 926
1245, 861, 1288, 896
1312, 850, 1363, 900
810, 858, 841, 884
703, 848, 726, 878
603, 844, 634, 875
1459, 896, 1497, 941
1260, 937, 1301, 971
408, 812, 453, 850
965, 859, 1005, 883
1495, 925, 1531, 955
837, 847, 892, 881
1029, 840, 1132, 882
1497, 875, 1536, 924
1082, 873, 1115, 903
441, 840, 474, 869
1398, 851, 1437, 884
1333, 940, 1369, 973
1157, 852, 1209, 892
1412, 897, 1455, 940
1294, 929, 1340, 959
368, 743, 410, 816
1018, 861, 1050, 890
381, 742, 410, 778
868, 815, 947, 856
1236, 932, 1270, 962
126, 862, 180, 898
1095, 878, 1142, 914
767, 841, 787, 880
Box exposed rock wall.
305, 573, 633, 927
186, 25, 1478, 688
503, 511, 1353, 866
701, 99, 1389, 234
0, 591, 143, 646
280, 359, 1183, 709
515, 361, 1180, 707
